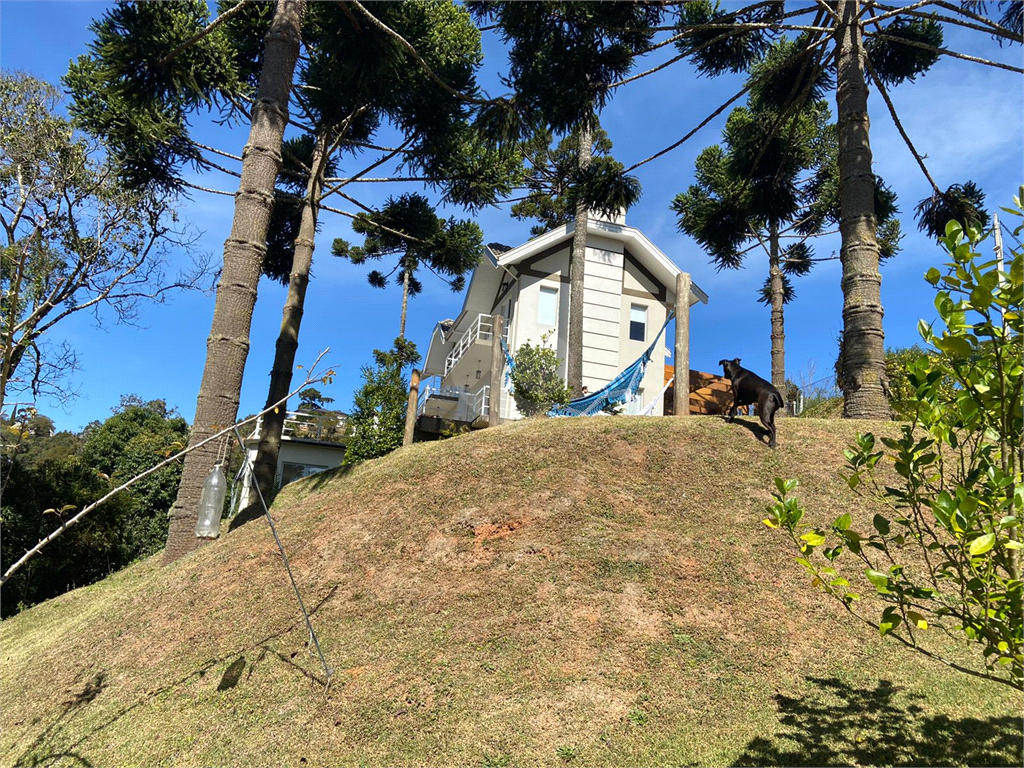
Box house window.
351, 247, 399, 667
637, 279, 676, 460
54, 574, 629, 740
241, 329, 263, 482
538, 285, 558, 326
629, 304, 647, 342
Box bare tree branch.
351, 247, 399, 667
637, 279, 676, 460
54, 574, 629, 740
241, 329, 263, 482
863, 30, 1024, 72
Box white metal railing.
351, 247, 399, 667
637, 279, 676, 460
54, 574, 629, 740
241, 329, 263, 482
474, 386, 491, 419
416, 375, 464, 417
417, 381, 492, 422
248, 410, 346, 443
445, 314, 507, 376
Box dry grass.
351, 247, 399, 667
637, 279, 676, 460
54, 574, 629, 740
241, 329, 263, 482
2, 416, 1020, 767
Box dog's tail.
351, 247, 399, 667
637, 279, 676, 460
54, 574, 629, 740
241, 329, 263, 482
772, 389, 785, 412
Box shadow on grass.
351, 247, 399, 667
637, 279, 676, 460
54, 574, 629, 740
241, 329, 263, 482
733, 676, 1021, 767
13, 586, 340, 767
722, 415, 774, 447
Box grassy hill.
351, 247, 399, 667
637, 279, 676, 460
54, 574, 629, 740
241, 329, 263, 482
2, 416, 1020, 767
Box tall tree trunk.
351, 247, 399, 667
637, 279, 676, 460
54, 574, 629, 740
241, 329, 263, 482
768, 221, 786, 397
235, 130, 326, 529
567, 119, 593, 396
399, 264, 410, 339
163, 0, 305, 563
834, 0, 890, 420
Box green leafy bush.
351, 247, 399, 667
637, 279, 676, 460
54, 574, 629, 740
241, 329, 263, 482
344, 343, 419, 464
508, 333, 573, 417
766, 198, 1023, 688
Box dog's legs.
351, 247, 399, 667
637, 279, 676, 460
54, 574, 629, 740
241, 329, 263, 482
759, 398, 778, 448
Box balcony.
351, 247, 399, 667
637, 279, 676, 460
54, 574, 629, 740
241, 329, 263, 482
444, 314, 507, 377
416, 379, 499, 430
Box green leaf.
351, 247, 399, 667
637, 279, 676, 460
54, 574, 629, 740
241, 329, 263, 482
969, 533, 995, 556
865, 568, 891, 593
775, 477, 798, 495
801, 531, 826, 547
879, 607, 902, 637
833, 513, 852, 532
873, 514, 891, 536
924, 267, 941, 285
907, 610, 928, 630
935, 336, 972, 358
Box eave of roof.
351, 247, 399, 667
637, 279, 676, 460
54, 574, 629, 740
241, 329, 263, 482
496, 219, 708, 305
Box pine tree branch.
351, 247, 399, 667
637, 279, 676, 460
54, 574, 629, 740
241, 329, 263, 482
318, 200, 429, 245
862, 30, 1024, 72
192, 141, 243, 163
610, 50, 689, 89
611, 3, 828, 91
349, 0, 503, 107
862, 0, 941, 25
155, 0, 253, 70
320, 138, 413, 201
873, 1, 1024, 43
181, 180, 235, 197
933, 0, 1024, 41
813, 0, 841, 24
625, 32, 830, 172
323, 176, 431, 184
862, 28, 942, 196
624, 83, 751, 172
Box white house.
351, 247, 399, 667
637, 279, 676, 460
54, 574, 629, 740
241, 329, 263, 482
231, 409, 347, 515
415, 213, 708, 433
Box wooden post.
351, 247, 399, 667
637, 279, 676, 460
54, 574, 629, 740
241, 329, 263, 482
674, 273, 691, 417
489, 314, 505, 428
403, 368, 421, 447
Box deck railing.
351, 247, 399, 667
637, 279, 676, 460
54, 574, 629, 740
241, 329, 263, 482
416, 380, 493, 422
444, 314, 508, 375
416, 376, 464, 417
247, 410, 346, 443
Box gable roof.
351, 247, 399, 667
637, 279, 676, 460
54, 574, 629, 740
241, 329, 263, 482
496, 218, 709, 305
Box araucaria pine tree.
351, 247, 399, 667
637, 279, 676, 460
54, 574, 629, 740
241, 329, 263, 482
675, 38, 902, 394
344, 345, 420, 465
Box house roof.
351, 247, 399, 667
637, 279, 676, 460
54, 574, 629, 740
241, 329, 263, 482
421, 221, 708, 377
496, 218, 709, 305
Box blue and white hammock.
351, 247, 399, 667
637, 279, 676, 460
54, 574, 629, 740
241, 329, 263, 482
500, 313, 675, 418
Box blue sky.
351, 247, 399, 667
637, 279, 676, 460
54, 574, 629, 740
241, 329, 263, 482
2, 1, 1021, 433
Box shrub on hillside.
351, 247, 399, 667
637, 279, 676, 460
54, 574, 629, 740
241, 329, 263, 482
1, 396, 187, 616
509, 333, 573, 417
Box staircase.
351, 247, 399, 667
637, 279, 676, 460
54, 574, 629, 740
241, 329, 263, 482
662, 365, 733, 416
686, 369, 732, 415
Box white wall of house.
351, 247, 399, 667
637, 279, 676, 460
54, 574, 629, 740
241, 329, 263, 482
510, 247, 571, 372
237, 439, 345, 514
501, 233, 671, 418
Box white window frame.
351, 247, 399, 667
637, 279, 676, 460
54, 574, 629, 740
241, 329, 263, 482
538, 284, 558, 326
629, 304, 647, 342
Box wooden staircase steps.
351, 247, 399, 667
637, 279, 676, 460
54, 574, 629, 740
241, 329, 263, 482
663, 365, 732, 416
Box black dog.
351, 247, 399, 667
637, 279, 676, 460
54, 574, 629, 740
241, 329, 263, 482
719, 358, 784, 448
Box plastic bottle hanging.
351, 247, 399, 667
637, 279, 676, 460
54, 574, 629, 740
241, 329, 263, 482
195, 440, 229, 539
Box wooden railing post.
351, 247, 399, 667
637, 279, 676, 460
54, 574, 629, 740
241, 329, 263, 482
403, 369, 421, 446
674, 273, 691, 417
489, 314, 505, 427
